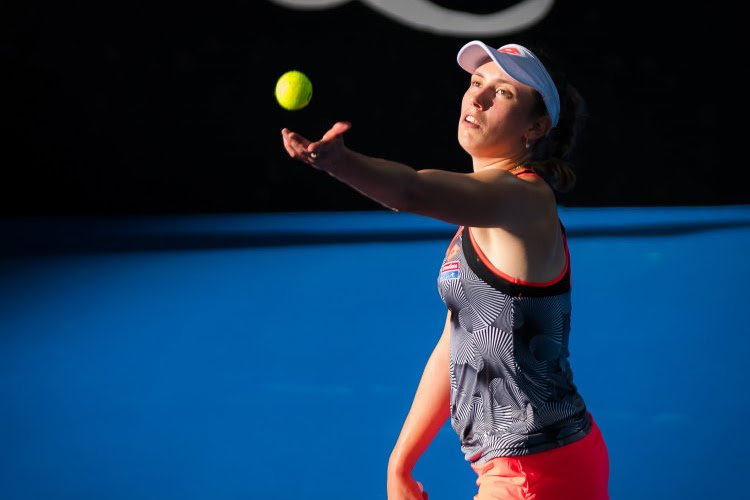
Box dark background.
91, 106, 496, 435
2, 1, 743, 216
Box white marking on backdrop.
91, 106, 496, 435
268, 0, 555, 36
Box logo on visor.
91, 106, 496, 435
499, 47, 522, 55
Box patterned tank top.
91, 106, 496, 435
437, 207, 591, 463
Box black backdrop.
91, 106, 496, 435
3, 1, 743, 215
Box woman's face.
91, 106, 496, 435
457, 59, 538, 160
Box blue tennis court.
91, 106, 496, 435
2, 205, 749, 499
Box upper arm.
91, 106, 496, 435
433, 310, 452, 358
400, 168, 555, 229
427, 311, 452, 384
438, 310, 451, 342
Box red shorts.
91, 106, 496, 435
470, 415, 609, 500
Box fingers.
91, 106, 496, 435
387, 475, 426, 500
281, 128, 309, 153
417, 481, 427, 500
281, 122, 351, 165
281, 128, 316, 162
308, 122, 350, 158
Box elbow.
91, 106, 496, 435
388, 176, 424, 214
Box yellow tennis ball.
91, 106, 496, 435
275, 70, 312, 111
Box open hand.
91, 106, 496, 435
387, 472, 428, 500
281, 121, 352, 171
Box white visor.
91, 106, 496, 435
457, 41, 560, 127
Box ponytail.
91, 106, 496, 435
526, 48, 588, 194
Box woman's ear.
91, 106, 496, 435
528, 115, 553, 140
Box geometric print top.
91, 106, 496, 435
437, 214, 591, 463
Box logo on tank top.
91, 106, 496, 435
440, 260, 460, 281
446, 243, 460, 260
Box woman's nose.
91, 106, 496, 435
471, 88, 493, 110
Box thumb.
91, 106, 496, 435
321, 121, 352, 142
417, 481, 427, 500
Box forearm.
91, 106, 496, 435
283, 124, 530, 227
388, 320, 452, 474
324, 148, 423, 212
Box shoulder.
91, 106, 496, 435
473, 168, 558, 227
471, 167, 551, 193
406, 167, 555, 229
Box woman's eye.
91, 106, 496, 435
496, 88, 512, 98
470, 80, 480, 87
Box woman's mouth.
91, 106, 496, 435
463, 114, 480, 128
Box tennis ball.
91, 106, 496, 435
275, 70, 312, 111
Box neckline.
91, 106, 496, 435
465, 226, 570, 288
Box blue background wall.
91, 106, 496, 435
2, 207, 750, 499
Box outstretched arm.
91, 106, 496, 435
386, 311, 452, 500
281, 122, 549, 228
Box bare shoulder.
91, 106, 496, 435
407, 167, 556, 229
470, 175, 564, 281
474, 168, 558, 229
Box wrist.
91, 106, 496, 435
387, 450, 416, 475
318, 146, 352, 177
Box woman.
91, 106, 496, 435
281, 40, 609, 500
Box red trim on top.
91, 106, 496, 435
467, 227, 570, 287
511, 168, 540, 180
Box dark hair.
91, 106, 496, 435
526, 47, 588, 193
